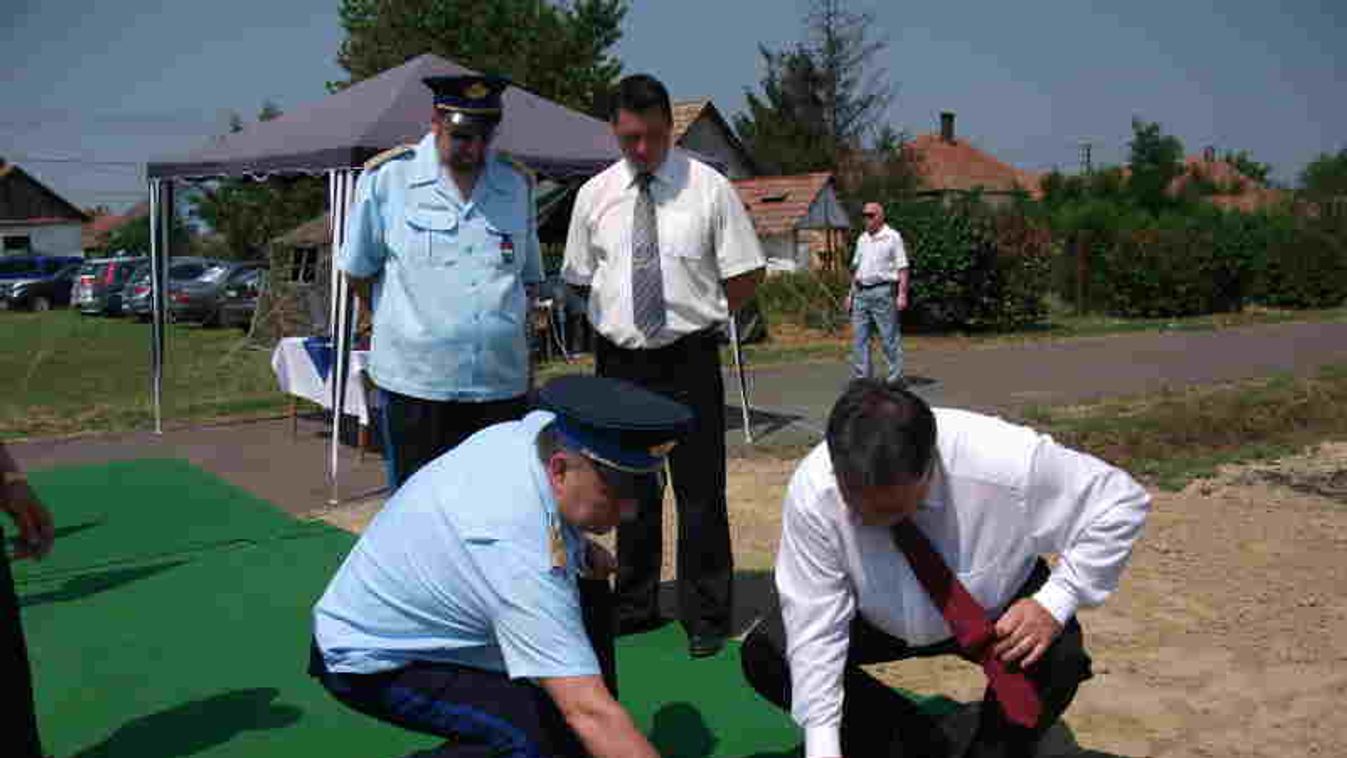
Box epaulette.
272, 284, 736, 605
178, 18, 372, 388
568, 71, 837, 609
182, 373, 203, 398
498, 153, 536, 186
362, 144, 415, 171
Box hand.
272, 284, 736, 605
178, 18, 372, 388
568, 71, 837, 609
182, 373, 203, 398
584, 540, 617, 580
991, 598, 1061, 668
843, 294, 853, 313
3, 480, 54, 561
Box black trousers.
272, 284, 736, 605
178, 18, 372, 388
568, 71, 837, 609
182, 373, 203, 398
740, 561, 1094, 758
1, 527, 44, 758
595, 330, 732, 639
378, 389, 528, 489
311, 579, 617, 758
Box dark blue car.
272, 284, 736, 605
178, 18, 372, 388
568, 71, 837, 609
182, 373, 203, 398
0, 255, 85, 311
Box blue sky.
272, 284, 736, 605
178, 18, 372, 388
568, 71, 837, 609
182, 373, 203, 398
1, 0, 1342, 212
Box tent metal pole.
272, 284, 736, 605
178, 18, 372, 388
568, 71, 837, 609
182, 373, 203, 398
148, 179, 173, 435
728, 316, 752, 444
328, 169, 359, 505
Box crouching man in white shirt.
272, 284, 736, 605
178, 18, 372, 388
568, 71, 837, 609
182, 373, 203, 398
740, 379, 1151, 758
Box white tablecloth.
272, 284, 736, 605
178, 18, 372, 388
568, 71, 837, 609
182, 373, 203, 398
271, 337, 373, 425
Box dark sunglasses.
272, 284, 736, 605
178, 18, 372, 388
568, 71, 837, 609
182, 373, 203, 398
590, 459, 653, 500
861, 211, 878, 218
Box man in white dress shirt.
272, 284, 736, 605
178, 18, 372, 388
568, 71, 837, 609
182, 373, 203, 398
563, 73, 766, 658
740, 379, 1151, 758
845, 202, 909, 383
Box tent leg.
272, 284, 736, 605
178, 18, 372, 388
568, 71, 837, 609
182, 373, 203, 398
148, 179, 173, 435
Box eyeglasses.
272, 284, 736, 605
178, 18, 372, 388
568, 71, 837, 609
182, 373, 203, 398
589, 458, 651, 500
861, 211, 878, 218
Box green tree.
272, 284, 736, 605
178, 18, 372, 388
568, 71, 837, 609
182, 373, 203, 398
191, 104, 326, 259
1127, 118, 1185, 213
333, 0, 626, 115
735, 0, 893, 174
734, 45, 833, 174
1223, 149, 1272, 185
103, 213, 191, 257
1300, 149, 1347, 199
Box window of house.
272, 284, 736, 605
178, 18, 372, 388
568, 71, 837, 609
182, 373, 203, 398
3, 235, 32, 253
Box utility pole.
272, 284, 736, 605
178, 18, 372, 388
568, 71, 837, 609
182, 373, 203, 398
1078, 140, 1094, 175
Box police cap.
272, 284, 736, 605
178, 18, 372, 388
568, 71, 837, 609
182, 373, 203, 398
423, 74, 508, 132
538, 375, 692, 474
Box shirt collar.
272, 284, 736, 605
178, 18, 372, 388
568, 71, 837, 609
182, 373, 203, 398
409, 132, 509, 196
622, 148, 686, 190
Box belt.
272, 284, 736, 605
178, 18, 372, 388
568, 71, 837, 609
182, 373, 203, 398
855, 281, 894, 290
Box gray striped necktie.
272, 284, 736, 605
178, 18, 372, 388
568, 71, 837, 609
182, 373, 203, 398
631, 172, 666, 338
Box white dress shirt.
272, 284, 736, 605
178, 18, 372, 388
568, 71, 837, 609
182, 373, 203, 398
776, 408, 1151, 758
851, 224, 908, 286
562, 149, 766, 349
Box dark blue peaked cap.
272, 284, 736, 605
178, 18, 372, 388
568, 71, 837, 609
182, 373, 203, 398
538, 375, 693, 473
423, 75, 508, 118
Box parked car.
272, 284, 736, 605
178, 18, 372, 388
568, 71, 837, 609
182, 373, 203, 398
123, 257, 215, 321
0, 262, 82, 311
169, 260, 267, 326
73, 255, 148, 315
0, 255, 84, 283
218, 267, 268, 330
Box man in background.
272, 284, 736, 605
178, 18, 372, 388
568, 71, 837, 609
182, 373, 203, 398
845, 202, 909, 384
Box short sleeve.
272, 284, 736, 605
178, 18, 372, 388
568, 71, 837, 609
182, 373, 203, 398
892, 230, 909, 270
474, 540, 601, 680
561, 182, 597, 287
337, 169, 388, 278
712, 177, 766, 280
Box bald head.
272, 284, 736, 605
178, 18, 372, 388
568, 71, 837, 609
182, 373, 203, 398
862, 202, 885, 233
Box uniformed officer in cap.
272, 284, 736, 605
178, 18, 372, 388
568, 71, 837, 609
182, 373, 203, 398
338, 73, 544, 488
310, 375, 692, 758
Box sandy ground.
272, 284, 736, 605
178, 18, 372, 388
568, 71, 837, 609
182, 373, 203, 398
314, 443, 1347, 758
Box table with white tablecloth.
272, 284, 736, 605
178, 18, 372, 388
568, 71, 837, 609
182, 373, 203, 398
270, 336, 374, 429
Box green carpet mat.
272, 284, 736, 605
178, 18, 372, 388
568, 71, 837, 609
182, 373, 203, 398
14, 460, 807, 757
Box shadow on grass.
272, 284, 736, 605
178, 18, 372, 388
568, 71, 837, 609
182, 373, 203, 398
71, 687, 303, 758
20, 559, 188, 608
650, 701, 801, 758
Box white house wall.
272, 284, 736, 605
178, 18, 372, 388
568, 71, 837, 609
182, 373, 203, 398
0, 222, 83, 257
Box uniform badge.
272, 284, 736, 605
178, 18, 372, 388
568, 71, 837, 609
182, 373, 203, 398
499, 234, 515, 266
548, 521, 568, 573
465, 81, 491, 100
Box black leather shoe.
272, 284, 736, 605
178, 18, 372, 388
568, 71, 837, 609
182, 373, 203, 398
688, 633, 726, 658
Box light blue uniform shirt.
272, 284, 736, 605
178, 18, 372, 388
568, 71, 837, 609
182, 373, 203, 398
312, 411, 599, 679
337, 132, 543, 401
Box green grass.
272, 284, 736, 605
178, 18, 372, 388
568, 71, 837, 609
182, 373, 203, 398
0, 309, 287, 440
1019, 364, 1347, 489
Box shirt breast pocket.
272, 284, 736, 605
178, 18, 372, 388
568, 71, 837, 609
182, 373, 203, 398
659, 209, 711, 262
404, 207, 461, 266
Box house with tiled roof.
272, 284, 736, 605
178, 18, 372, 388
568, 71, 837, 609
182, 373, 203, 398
733, 172, 851, 272
672, 100, 757, 179
1169, 147, 1284, 213
0, 157, 90, 257
82, 200, 149, 252
904, 112, 1042, 205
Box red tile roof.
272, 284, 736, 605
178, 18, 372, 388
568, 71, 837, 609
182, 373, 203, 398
82, 200, 148, 249
671, 100, 711, 142
1169, 155, 1283, 212
905, 134, 1043, 198
733, 172, 839, 236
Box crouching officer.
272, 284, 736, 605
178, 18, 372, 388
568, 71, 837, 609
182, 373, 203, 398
310, 375, 692, 758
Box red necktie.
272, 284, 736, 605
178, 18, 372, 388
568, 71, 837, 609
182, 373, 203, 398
891, 520, 1043, 728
